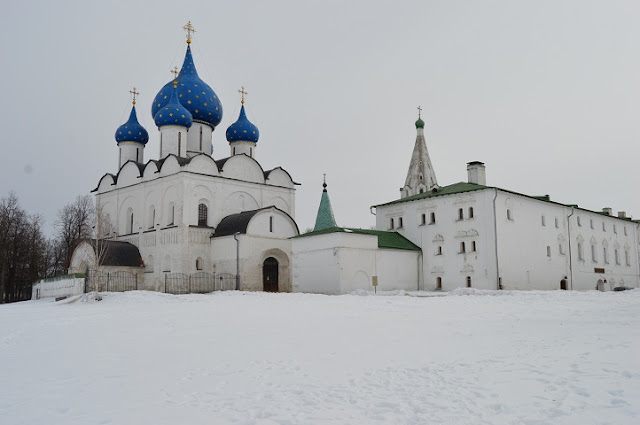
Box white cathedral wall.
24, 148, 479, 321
230, 141, 257, 158
118, 142, 144, 168
186, 123, 213, 157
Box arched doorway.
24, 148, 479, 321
263, 257, 279, 292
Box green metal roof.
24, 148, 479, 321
295, 227, 421, 251
313, 189, 337, 231
373, 181, 638, 223
375, 182, 487, 207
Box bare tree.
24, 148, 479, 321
55, 194, 95, 272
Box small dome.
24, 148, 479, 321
415, 117, 425, 129
226, 105, 259, 143
153, 83, 193, 128
115, 105, 149, 144
151, 45, 222, 128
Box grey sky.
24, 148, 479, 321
1, 0, 638, 236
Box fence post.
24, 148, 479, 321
107, 272, 110, 292
164, 273, 167, 293
188, 274, 191, 294
135, 273, 138, 291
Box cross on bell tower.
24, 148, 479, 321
238, 86, 248, 105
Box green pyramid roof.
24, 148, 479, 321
313, 185, 337, 231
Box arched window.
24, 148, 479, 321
430, 212, 436, 224
269, 216, 274, 232
436, 246, 442, 255
466, 276, 472, 288
436, 277, 442, 290
546, 246, 551, 257
469, 207, 474, 218
168, 203, 175, 226
148, 207, 155, 229
198, 204, 208, 226
250, 147, 253, 157
603, 247, 609, 264
126, 207, 134, 234
421, 213, 426, 225
506, 209, 512, 221
389, 218, 394, 229
196, 257, 204, 271
233, 147, 236, 155
577, 242, 584, 261
472, 241, 477, 252
460, 241, 466, 253
458, 208, 464, 221
591, 244, 597, 262
615, 249, 620, 265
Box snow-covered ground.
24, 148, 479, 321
1, 289, 639, 425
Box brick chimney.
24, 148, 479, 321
467, 161, 486, 185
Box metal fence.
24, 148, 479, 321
85, 270, 138, 293
164, 272, 236, 294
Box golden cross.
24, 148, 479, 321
183, 21, 196, 44
129, 87, 139, 105
171, 66, 179, 79
238, 86, 248, 105
417, 105, 422, 118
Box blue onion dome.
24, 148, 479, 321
115, 105, 149, 144
151, 45, 222, 128
153, 81, 193, 128
226, 105, 259, 143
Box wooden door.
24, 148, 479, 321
263, 257, 279, 292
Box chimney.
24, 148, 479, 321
618, 211, 627, 218
602, 207, 613, 216
467, 161, 486, 185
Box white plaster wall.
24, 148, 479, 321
292, 232, 419, 294
186, 123, 212, 157
230, 141, 257, 158
159, 126, 188, 158
221, 155, 264, 183
118, 142, 144, 168
116, 162, 142, 188
246, 210, 299, 238
32, 278, 85, 299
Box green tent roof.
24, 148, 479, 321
313, 188, 337, 231
295, 227, 421, 251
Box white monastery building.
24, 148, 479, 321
69, 24, 640, 295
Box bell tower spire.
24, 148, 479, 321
401, 107, 438, 198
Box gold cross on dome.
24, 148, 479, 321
171, 66, 179, 79
129, 87, 139, 105
238, 86, 248, 105
417, 105, 422, 118
183, 21, 196, 44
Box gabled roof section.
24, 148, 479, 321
375, 182, 487, 207
295, 227, 421, 251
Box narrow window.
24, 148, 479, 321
577, 216, 581, 226
466, 276, 472, 288
198, 204, 208, 226
129, 212, 134, 234
269, 216, 274, 233
554, 217, 559, 228
178, 132, 182, 155
460, 241, 466, 253
603, 247, 609, 264
233, 147, 236, 155
149, 207, 155, 229
507, 209, 512, 221
199, 126, 203, 151
436, 277, 442, 289
458, 208, 464, 221
421, 213, 426, 225
591, 245, 597, 262
615, 249, 620, 265
419, 174, 423, 181
624, 227, 627, 236
250, 147, 253, 158
436, 246, 442, 255
469, 207, 474, 218
430, 212, 436, 224
399, 217, 403, 228
546, 246, 551, 257
602, 222, 606, 232
160, 133, 163, 155
559, 244, 564, 255
578, 242, 584, 261
196, 257, 203, 271
168, 204, 175, 225
541, 215, 546, 226
136, 148, 139, 162
471, 241, 477, 252
613, 225, 617, 234
419, 188, 424, 194
625, 250, 630, 266
590, 219, 594, 229
389, 218, 394, 229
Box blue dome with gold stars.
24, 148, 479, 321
226, 105, 259, 143
153, 83, 193, 128
151, 45, 222, 128
115, 105, 149, 144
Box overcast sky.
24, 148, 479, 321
1, 0, 639, 236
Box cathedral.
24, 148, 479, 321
68, 23, 640, 295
